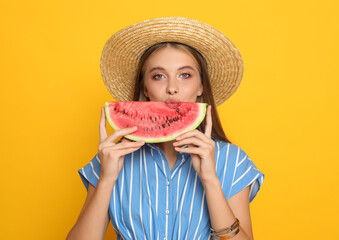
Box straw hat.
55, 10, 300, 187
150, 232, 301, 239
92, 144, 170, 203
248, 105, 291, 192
100, 16, 244, 106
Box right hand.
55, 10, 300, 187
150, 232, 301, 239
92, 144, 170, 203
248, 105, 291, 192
98, 107, 145, 181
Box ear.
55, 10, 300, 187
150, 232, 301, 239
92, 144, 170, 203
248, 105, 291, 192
197, 84, 203, 96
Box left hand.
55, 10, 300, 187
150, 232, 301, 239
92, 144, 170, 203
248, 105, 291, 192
173, 105, 217, 183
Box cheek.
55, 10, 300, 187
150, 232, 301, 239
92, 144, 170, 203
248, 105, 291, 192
183, 81, 202, 94
143, 78, 153, 93
144, 81, 164, 97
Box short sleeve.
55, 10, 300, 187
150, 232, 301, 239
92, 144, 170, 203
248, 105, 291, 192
78, 153, 101, 190
228, 147, 264, 202
215, 141, 264, 203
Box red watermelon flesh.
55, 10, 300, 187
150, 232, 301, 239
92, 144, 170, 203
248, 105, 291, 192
105, 101, 207, 143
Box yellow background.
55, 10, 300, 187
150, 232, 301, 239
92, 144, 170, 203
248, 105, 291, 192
1, 0, 338, 239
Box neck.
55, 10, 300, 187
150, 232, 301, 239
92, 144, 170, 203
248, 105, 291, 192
155, 140, 176, 156
155, 140, 178, 170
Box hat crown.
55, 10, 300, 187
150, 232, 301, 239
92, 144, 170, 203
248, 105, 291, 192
100, 16, 243, 106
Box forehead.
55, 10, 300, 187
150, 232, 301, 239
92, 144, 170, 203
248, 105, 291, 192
144, 45, 200, 70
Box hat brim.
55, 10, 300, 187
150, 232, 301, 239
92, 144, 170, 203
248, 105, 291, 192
100, 17, 244, 106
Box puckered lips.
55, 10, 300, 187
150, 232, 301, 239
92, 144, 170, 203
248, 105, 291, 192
164, 99, 180, 109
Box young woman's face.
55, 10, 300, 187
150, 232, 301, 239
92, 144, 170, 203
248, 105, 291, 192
143, 46, 203, 103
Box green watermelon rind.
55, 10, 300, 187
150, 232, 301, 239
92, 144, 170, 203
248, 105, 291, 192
104, 102, 119, 137
104, 102, 208, 143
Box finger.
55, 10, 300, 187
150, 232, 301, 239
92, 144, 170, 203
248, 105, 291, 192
117, 146, 144, 156
173, 137, 207, 148
111, 140, 145, 150
99, 107, 108, 143
174, 146, 200, 155
120, 137, 143, 143
176, 130, 211, 144
114, 137, 130, 145
104, 126, 138, 144
104, 143, 145, 156
205, 105, 212, 138
112, 137, 129, 145
121, 137, 131, 143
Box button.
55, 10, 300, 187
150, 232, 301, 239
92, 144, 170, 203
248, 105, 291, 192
164, 238, 167, 240
165, 209, 170, 214
166, 181, 170, 185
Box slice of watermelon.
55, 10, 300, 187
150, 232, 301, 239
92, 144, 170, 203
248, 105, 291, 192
105, 101, 207, 143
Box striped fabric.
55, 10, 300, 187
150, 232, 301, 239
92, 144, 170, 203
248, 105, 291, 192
78, 139, 264, 240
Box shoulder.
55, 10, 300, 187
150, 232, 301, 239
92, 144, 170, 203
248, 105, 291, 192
78, 146, 143, 190
213, 139, 246, 178
213, 139, 248, 163
212, 139, 265, 202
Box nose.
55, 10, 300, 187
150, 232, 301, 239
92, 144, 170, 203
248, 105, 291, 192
166, 78, 178, 95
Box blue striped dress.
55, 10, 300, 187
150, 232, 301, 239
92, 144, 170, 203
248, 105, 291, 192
78, 139, 264, 240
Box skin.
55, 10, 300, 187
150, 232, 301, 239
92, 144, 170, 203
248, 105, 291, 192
66, 46, 254, 240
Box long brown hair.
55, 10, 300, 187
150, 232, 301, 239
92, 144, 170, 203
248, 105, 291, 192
132, 42, 232, 143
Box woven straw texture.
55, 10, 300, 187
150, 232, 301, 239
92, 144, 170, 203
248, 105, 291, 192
100, 17, 244, 106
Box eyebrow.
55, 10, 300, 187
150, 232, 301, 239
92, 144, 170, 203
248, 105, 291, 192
149, 65, 195, 72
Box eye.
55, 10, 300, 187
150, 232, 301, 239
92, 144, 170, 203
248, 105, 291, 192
152, 74, 165, 80
180, 73, 191, 78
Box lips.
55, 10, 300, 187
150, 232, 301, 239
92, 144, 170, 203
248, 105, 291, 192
164, 99, 180, 109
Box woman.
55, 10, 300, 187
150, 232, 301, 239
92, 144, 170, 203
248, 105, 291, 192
67, 17, 264, 240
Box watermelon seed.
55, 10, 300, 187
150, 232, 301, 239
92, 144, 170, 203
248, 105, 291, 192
167, 123, 170, 127
162, 124, 166, 128
180, 112, 183, 116
176, 108, 179, 112
169, 119, 173, 123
